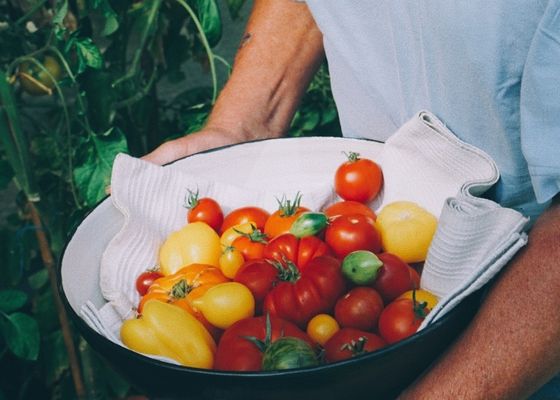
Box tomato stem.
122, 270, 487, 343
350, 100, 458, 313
340, 336, 368, 356
184, 188, 199, 209
343, 151, 361, 163
275, 192, 303, 217
271, 259, 301, 283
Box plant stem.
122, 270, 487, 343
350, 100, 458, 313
27, 201, 86, 399
15, 0, 49, 26
175, 0, 218, 104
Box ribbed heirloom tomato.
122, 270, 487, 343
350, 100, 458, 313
263, 233, 332, 271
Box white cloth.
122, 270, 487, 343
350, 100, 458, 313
80, 110, 528, 342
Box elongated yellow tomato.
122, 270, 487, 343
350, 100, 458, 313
219, 246, 245, 278
120, 300, 216, 368
191, 282, 255, 329
220, 221, 255, 247
159, 222, 221, 275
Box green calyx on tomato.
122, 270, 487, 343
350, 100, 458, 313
170, 279, 193, 299
184, 188, 200, 209
290, 212, 329, 238
412, 289, 429, 320
271, 259, 301, 283
276, 192, 303, 217
341, 250, 383, 285
340, 335, 369, 356
344, 151, 361, 163
234, 224, 268, 244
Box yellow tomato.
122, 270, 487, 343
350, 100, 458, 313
398, 289, 439, 310
159, 222, 221, 275
376, 201, 438, 263
219, 246, 245, 278
306, 314, 340, 346
220, 221, 255, 247
191, 282, 255, 329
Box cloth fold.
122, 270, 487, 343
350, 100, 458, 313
80, 110, 529, 346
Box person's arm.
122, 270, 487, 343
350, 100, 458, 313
143, 0, 324, 165
400, 196, 560, 399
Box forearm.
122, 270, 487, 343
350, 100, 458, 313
206, 0, 325, 140
401, 196, 560, 399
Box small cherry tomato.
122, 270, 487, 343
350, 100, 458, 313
324, 328, 385, 363
264, 193, 309, 239
219, 246, 245, 278
185, 190, 224, 232
341, 250, 383, 285
334, 287, 384, 331
398, 289, 438, 310
378, 297, 430, 344
306, 314, 340, 346
221, 206, 270, 234
135, 270, 163, 296
334, 152, 383, 203
372, 253, 413, 303
231, 226, 268, 261
325, 214, 382, 258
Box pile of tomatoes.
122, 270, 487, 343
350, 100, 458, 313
130, 152, 437, 371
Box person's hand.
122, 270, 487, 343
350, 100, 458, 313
142, 126, 249, 165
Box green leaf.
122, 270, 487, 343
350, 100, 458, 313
74, 38, 104, 74
195, 0, 222, 47
0, 290, 28, 313
0, 312, 40, 360
0, 158, 14, 189
73, 128, 128, 207
90, 0, 120, 36
41, 330, 69, 385
0, 230, 26, 286
28, 269, 49, 290
225, 0, 247, 19
52, 0, 69, 28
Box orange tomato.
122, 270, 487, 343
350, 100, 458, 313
264, 193, 309, 239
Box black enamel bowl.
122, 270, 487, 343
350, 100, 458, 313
59, 137, 482, 400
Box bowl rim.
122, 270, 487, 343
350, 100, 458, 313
57, 135, 478, 378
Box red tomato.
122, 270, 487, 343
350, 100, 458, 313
234, 259, 278, 311
263, 233, 332, 272
334, 152, 383, 203
185, 192, 224, 232
231, 226, 268, 261
214, 315, 313, 371
372, 253, 413, 303
378, 298, 429, 344
263, 255, 347, 328
135, 270, 163, 296
220, 206, 270, 234
334, 287, 384, 331
264, 193, 309, 239
409, 266, 421, 290
323, 200, 377, 222
324, 327, 386, 363
325, 214, 382, 258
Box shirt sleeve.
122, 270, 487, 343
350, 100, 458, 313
520, 0, 560, 204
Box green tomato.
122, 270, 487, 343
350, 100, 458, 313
341, 250, 383, 285
289, 212, 329, 238
262, 337, 318, 371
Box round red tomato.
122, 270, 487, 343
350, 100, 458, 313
323, 200, 377, 223
264, 193, 309, 239
334, 287, 384, 331
325, 214, 382, 258
214, 315, 313, 371
334, 152, 383, 203
234, 259, 278, 311
231, 227, 268, 261
263, 233, 332, 272
324, 327, 386, 363
135, 270, 163, 296
263, 255, 346, 328
372, 253, 413, 303
378, 298, 429, 344
186, 192, 224, 232
220, 206, 270, 234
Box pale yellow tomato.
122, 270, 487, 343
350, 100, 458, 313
159, 222, 221, 275
191, 282, 255, 329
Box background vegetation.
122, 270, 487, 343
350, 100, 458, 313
0, 0, 340, 398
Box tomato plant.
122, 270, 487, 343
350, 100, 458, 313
185, 190, 224, 232
263, 255, 346, 327
325, 214, 382, 258
334, 152, 383, 203
323, 328, 385, 363
378, 297, 430, 344
221, 206, 270, 234
334, 287, 384, 331
18, 54, 63, 96
264, 193, 309, 238
263, 233, 332, 271
214, 315, 313, 371
371, 253, 413, 303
